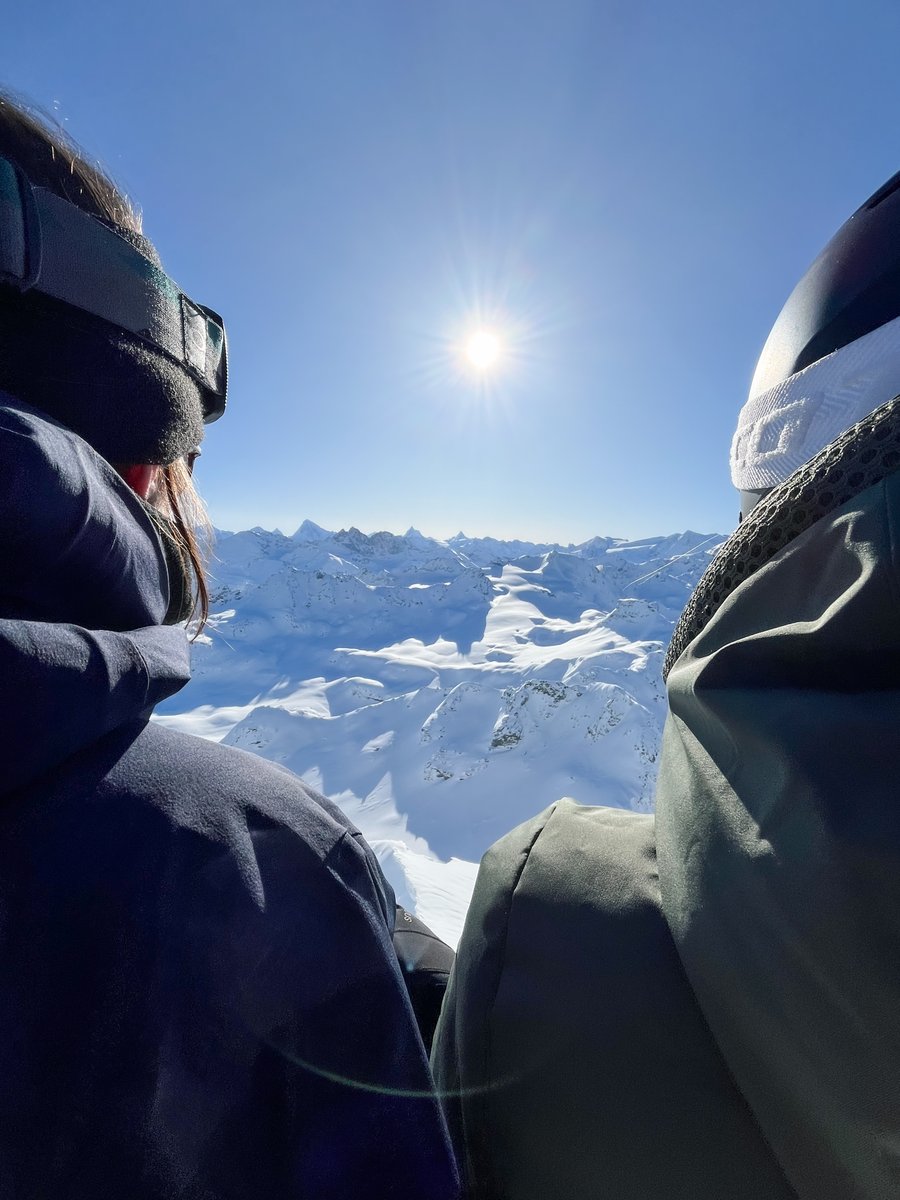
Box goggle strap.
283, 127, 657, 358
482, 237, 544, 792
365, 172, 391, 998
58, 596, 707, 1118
0, 155, 225, 415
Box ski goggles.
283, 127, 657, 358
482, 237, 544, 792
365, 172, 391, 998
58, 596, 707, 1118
0, 154, 227, 422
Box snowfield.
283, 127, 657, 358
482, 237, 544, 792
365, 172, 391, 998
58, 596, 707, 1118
154, 522, 723, 947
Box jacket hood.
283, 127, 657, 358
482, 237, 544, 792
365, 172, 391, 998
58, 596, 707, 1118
0, 396, 190, 796
0, 397, 170, 628
657, 436, 900, 1197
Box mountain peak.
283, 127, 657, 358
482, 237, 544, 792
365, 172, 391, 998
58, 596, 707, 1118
404, 526, 433, 545
292, 519, 332, 542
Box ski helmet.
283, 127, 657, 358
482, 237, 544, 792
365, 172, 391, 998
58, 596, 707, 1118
732, 169, 900, 518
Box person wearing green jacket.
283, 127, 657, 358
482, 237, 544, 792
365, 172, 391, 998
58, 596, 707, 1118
431, 168, 900, 1200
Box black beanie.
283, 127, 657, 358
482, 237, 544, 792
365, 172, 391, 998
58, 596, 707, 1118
0, 226, 206, 465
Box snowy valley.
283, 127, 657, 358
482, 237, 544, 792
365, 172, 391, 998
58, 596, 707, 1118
154, 522, 723, 947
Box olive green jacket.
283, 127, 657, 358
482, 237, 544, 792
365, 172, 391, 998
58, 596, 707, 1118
433, 463, 900, 1200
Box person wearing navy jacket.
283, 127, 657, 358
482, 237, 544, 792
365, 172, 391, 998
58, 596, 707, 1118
0, 93, 459, 1200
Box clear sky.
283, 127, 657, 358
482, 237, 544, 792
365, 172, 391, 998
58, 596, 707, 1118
6, 1, 900, 542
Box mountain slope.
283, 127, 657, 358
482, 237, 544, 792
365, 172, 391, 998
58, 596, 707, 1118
154, 523, 722, 945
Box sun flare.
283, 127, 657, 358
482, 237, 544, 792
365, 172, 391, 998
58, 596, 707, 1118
465, 329, 502, 370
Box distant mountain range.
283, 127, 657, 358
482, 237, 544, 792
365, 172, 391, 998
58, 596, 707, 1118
154, 523, 724, 945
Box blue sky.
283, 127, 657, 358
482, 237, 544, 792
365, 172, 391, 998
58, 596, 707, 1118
6, 0, 900, 542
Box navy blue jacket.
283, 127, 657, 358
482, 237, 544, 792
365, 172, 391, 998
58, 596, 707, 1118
0, 397, 460, 1199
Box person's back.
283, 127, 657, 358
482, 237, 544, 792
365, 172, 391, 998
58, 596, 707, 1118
0, 96, 459, 1199
432, 167, 900, 1199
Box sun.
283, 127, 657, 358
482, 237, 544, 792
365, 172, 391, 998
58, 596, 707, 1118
465, 329, 502, 371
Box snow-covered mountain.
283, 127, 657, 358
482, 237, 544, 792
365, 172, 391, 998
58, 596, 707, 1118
154, 523, 724, 946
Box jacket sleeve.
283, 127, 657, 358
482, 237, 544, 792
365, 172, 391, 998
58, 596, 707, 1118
162, 814, 461, 1200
